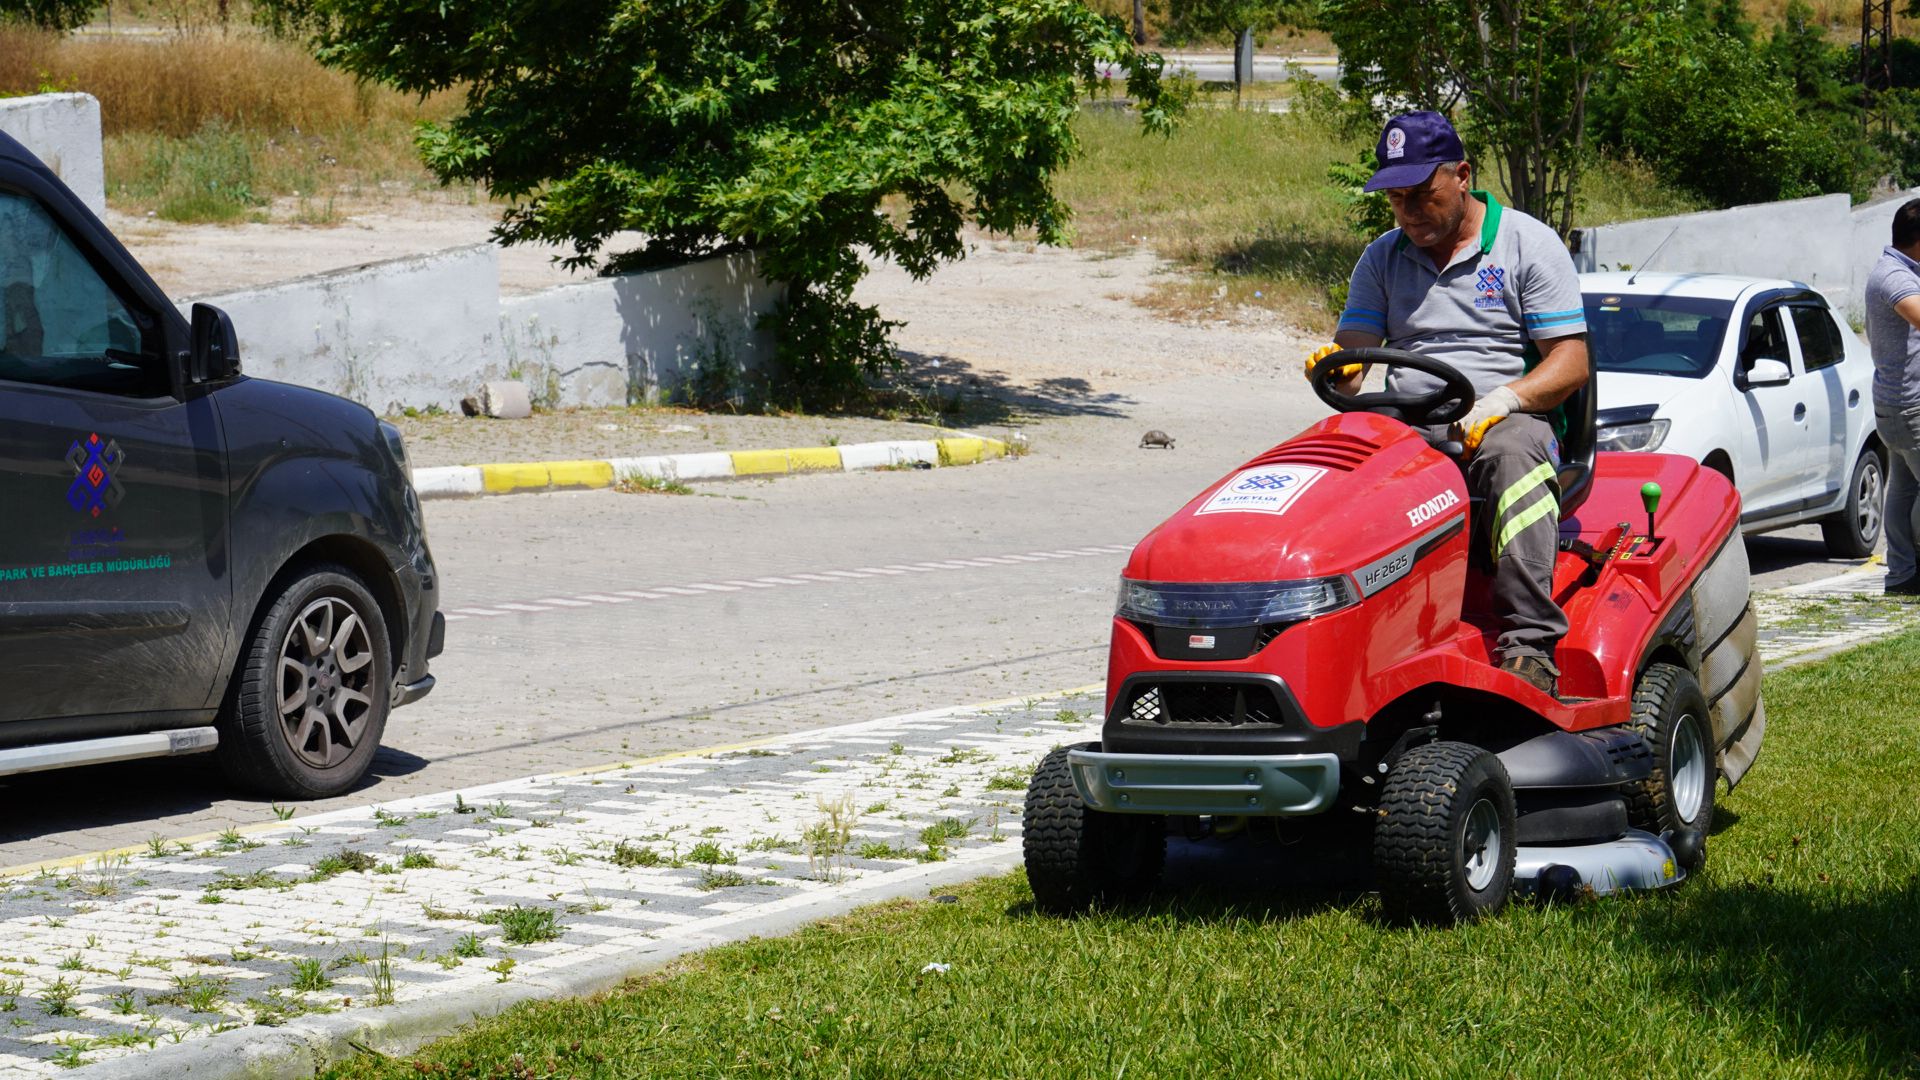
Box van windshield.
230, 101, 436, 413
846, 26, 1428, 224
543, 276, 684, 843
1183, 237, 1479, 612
1581, 293, 1732, 379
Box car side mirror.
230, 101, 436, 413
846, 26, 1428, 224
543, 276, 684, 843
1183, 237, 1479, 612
1745, 358, 1790, 386
190, 303, 241, 382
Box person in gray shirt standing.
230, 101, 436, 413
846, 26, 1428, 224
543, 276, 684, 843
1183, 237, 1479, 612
1862, 199, 1920, 596
1306, 111, 1591, 697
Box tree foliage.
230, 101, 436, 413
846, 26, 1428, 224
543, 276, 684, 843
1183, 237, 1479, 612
269, 0, 1175, 409
1321, 0, 1651, 236
1161, 0, 1308, 41
1589, 1, 1867, 205
0, 0, 97, 32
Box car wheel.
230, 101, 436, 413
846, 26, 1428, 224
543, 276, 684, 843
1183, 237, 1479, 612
1821, 446, 1886, 559
1624, 662, 1715, 872
1023, 744, 1165, 915
217, 564, 392, 799
1373, 741, 1516, 924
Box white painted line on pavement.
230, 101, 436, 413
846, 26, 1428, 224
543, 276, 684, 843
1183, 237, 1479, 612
436, 543, 1134, 629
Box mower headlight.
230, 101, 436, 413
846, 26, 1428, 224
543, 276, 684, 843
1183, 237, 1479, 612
1116, 576, 1359, 628
1596, 418, 1670, 453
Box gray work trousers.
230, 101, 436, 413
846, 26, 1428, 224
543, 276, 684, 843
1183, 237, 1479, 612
1417, 414, 1566, 662
1878, 406, 1920, 584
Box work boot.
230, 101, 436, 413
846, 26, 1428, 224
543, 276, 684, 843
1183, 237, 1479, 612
1885, 576, 1920, 598
1498, 654, 1559, 698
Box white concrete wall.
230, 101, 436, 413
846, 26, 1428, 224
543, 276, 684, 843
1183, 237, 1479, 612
0, 93, 106, 216
182, 245, 507, 415
181, 246, 781, 413
499, 251, 782, 408
1573, 189, 1920, 323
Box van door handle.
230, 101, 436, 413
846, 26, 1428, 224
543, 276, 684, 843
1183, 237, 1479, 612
1793, 403, 1806, 421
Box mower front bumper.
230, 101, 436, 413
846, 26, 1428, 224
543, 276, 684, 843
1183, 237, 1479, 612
1067, 749, 1341, 816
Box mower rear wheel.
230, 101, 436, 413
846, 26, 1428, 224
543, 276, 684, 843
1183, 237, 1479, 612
1023, 744, 1165, 915
1373, 741, 1517, 924
1626, 663, 1716, 867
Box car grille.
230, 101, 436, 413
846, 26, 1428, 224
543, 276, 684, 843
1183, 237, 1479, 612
1122, 682, 1287, 727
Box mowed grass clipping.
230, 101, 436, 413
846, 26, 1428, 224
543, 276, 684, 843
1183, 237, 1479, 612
324, 632, 1920, 1079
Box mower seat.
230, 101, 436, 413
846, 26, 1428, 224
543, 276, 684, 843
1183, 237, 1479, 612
1553, 368, 1596, 518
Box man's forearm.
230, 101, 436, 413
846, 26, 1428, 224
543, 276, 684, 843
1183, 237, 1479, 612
1508, 336, 1589, 412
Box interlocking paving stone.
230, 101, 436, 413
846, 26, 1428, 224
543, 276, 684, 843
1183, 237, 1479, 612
0, 695, 1101, 1075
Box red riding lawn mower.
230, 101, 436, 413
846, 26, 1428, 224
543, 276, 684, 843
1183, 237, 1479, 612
1024, 348, 1766, 923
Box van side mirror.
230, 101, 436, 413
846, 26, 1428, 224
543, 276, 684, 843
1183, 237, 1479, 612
190, 303, 240, 382
1745, 358, 1790, 387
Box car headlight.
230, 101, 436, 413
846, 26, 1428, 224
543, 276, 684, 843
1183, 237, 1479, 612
1116, 576, 1359, 627
1596, 418, 1670, 453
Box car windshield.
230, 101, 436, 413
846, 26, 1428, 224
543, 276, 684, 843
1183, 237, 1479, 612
1582, 293, 1733, 378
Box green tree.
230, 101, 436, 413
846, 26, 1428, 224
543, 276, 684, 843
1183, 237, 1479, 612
1589, 4, 1867, 205
276, 0, 1176, 409
0, 0, 97, 32
1322, 0, 1652, 237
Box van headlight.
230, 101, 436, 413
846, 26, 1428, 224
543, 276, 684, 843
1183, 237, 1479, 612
1596, 418, 1670, 453
1116, 577, 1359, 627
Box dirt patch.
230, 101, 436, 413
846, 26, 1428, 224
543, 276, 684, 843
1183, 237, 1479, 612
109, 195, 644, 298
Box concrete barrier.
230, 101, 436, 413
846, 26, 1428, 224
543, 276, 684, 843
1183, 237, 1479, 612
499, 251, 781, 408
181, 245, 507, 416
180, 246, 780, 414
1573, 189, 1920, 323
0, 93, 105, 215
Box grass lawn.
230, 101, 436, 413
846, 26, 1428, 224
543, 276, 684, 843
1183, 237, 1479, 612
325, 631, 1920, 1079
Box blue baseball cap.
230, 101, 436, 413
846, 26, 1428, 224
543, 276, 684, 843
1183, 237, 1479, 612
1364, 111, 1467, 192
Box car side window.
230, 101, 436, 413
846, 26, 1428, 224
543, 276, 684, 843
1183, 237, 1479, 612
0, 191, 165, 397
1738, 306, 1789, 374
1788, 304, 1845, 372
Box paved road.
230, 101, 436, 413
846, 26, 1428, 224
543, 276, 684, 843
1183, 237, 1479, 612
1103, 52, 1337, 86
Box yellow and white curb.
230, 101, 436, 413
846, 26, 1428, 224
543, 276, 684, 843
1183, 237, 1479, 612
411, 436, 1014, 499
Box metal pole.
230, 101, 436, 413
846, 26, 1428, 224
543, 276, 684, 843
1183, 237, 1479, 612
1235, 27, 1254, 107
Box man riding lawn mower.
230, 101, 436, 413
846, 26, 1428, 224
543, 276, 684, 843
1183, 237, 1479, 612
1022, 113, 1766, 923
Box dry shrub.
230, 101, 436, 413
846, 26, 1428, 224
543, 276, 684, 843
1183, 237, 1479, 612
0, 28, 452, 137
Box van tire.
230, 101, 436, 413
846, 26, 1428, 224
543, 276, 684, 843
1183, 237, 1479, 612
217, 565, 391, 799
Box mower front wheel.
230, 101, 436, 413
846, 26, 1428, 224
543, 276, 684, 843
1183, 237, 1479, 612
1626, 663, 1716, 869
1023, 744, 1165, 915
1373, 741, 1517, 924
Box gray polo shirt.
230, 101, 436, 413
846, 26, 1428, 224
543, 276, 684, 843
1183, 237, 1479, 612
1865, 245, 1920, 412
1337, 192, 1586, 400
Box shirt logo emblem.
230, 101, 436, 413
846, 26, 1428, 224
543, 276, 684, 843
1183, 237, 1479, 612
1475, 265, 1507, 310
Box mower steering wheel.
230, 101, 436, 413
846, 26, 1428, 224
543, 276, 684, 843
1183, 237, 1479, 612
1311, 346, 1476, 426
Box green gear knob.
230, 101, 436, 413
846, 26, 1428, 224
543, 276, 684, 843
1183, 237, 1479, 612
1641, 482, 1662, 538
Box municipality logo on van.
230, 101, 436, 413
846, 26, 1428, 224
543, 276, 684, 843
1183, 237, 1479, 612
66, 433, 125, 518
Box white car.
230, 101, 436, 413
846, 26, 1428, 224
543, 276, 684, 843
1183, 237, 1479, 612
1581, 272, 1885, 558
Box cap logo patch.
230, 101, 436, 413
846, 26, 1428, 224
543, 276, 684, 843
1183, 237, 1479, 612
1385, 127, 1406, 159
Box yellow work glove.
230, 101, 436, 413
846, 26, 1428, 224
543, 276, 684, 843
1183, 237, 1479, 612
1452, 384, 1520, 455
1304, 343, 1362, 382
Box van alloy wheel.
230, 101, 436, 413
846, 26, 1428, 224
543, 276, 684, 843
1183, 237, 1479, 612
277, 597, 378, 769
217, 565, 393, 799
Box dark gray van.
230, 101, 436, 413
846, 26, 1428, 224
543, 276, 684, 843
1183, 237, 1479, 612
0, 132, 441, 798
